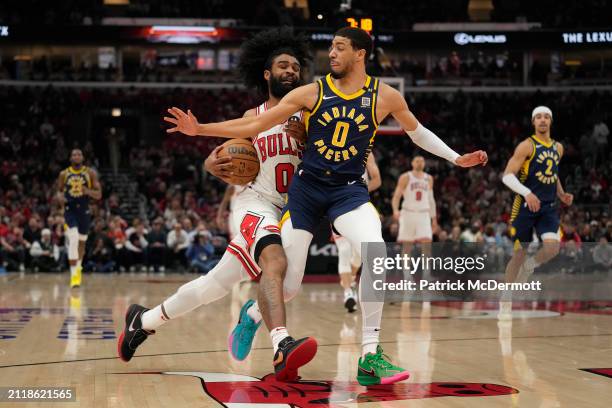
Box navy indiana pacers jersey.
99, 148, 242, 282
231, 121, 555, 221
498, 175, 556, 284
518, 135, 560, 203
509, 135, 561, 244
302, 73, 380, 182
64, 166, 92, 208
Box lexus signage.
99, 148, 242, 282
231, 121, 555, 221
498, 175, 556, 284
454, 32, 507, 45
562, 31, 612, 44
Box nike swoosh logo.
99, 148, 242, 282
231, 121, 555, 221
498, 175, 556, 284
322, 95, 336, 100
128, 312, 140, 332
348, 181, 357, 185
359, 367, 376, 376
273, 352, 284, 366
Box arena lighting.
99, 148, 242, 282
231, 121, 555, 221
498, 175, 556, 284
111, 108, 122, 117
0, 26, 8, 37
147, 25, 219, 44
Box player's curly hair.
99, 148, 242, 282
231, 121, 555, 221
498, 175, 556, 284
238, 27, 311, 95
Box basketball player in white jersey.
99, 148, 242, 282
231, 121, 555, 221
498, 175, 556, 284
119, 28, 317, 382
334, 153, 381, 312
392, 155, 437, 278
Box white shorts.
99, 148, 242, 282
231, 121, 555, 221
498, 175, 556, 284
228, 188, 282, 280
397, 210, 432, 242
334, 234, 361, 274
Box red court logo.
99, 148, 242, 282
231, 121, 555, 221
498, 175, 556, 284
150, 371, 518, 407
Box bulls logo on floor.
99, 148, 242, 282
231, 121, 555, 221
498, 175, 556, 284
130, 371, 518, 407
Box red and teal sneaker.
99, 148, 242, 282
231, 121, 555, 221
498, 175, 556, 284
357, 345, 410, 385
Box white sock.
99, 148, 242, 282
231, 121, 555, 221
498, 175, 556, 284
362, 326, 380, 356
142, 303, 169, 331
247, 301, 263, 323
70, 263, 77, 277
270, 327, 289, 353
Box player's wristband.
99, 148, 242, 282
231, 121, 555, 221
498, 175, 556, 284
502, 173, 531, 197
406, 123, 460, 164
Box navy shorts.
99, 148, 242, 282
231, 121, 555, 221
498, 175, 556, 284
510, 200, 559, 244
64, 204, 91, 235
283, 170, 370, 233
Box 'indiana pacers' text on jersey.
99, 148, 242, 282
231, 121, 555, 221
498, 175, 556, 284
518, 135, 560, 203
302, 73, 379, 181
64, 166, 92, 208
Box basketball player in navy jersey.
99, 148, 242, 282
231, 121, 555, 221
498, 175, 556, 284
166, 27, 487, 385
57, 149, 101, 288
500, 106, 573, 318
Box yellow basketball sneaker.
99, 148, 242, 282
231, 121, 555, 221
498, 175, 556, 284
70, 265, 82, 288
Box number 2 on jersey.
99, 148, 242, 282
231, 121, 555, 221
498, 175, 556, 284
275, 163, 295, 193
544, 159, 554, 176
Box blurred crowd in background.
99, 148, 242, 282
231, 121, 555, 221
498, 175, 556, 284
0, 85, 609, 273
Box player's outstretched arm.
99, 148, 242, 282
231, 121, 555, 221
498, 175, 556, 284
164, 83, 319, 138
379, 84, 487, 167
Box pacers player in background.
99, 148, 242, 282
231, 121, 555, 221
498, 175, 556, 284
167, 27, 487, 385
57, 149, 101, 287
500, 106, 573, 317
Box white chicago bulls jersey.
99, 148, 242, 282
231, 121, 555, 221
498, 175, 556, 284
401, 171, 431, 212
250, 102, 304, 209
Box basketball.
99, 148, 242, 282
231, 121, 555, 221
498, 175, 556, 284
218, 138, 260, 185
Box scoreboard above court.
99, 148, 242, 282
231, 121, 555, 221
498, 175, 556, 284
346, 17, 373, 33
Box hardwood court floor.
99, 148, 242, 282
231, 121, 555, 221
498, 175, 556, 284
1, 273, 611, 407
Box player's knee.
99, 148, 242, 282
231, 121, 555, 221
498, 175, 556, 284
259, 253, 287, 281
257, 237, 287, 280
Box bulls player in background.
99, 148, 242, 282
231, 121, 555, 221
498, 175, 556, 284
119, 28, 317, 381
391, 155, 437, 280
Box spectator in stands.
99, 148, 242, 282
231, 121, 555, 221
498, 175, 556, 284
29, 228, 59, 272
592, 237, 612, 271
107, 216, 128, 271
592, 117, 609, 166
166, 221, 189, 269
1, 224, 27, 271
23, 216, 42, 248
85, 235, 116, 273
146, 217, 167, 272
186, 230, 216, 273
164, 198, 184, 230
126, 224, 148, 271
